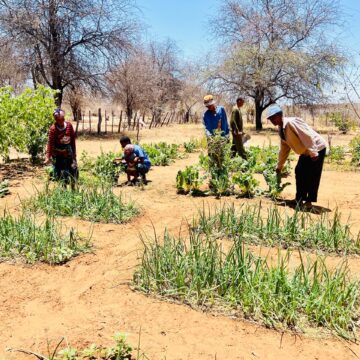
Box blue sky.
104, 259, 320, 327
136, 0, 360, 61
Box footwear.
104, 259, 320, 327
302, 201, 313, 210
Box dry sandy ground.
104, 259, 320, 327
1, 123, 360, 360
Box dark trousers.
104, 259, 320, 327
295, 148, 326, 202
53, 156, 78, 184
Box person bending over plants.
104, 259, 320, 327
115, 136, 151, 186
267, 104, 327, 210
44, 108, 78, 189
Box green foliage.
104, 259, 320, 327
28, 183, 139, 224
142, 142, 180, 166
0, 180, 10, 198
194, 203, 360, 254
11, 333, 134, 359
79, 150, 123, 185
329, 112, 353, 133
205, 131, 233, 195
263, 169, 291, 199
0, 211, 89, 264
134, 229, 359, 338
178, 137, 291, 198
176, 166, 202, 194
183, 139, 197, 153
0, 86, 56, 162
231, 156, 259, 197
327, 145, 346, 163
350, 135, 360, 164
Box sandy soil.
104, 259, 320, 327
1, 123, 360, 360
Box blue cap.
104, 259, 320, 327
267, 105, 282, 119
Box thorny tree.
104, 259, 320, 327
0, 0, 138, 106
211, 0, 344, 130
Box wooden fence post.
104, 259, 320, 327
111, 110, 114, 133
89, 111, 91, 133
161, 112, 169, 126
104, 110, 107, 134
149, 113, 155, 129
97, 108, 102, 134
118, 110, 123, 133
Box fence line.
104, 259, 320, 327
74, 108, 198, 135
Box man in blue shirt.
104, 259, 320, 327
118, 136, 151, 185
202, 94, 230, 138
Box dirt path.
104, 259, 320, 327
1, 125, 360, 360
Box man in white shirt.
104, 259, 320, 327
267, 104, 327, 209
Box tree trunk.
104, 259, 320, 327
254, 98, 263, 131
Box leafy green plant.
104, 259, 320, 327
134, 230, 359, 339
350, 135, 360, 165
329, 112, 353, 134
0, 180, 10, 198
28, 183, 139, 224
142, 142, 180, 166
231, 156, 259, 197
176, 165, 202, 194
183, 139, 197, 153
263, 169, 291, 199
0, 211, 90, 264
79, 151, 123, 185
8, 333, 135, 359
0, 85, 56, 162
327, 145, 346, 163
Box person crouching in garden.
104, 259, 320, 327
44, 108, 78, 189
267, 104, 326, 210
118, 136, 151, 185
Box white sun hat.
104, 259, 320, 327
267, 104, 282, 119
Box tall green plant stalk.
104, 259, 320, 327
194, 203, 360, 254
0, 211, 90, 264
28, 183, 139, 224
134, 231, 359, 339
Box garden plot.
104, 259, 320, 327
1, 125, 360, 360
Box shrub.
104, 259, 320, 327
0, 211, 90, 264
329, 112, 353, 134
28, 184, 139, 224
0, 86, 56, 162
327, 145, 346, 163
350, 135, 360, 164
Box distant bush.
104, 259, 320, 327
350, 135, 360, 164
329, 112, 354, 134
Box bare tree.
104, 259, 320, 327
0, 38, 27, 89
107, 48, 152, 126
107, 39, 182, 125
178, 62, 206, 123
147, 39, 182, 123
0, 0, 139, 106
210, 0, 344, 130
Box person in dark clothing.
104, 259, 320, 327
230, 97, 247, 159
45, 109, 78, 188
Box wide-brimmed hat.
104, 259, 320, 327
267, 104, 282, 119
203, 94, 215, 107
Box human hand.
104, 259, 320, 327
44, 158, 51, 165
